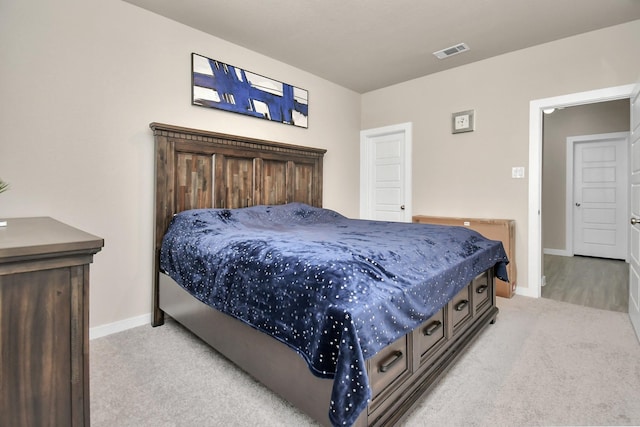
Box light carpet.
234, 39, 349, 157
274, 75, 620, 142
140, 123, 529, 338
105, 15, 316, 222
91, 296, 640, 426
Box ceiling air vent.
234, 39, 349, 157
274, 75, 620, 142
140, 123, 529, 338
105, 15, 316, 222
433, 43, 470, 59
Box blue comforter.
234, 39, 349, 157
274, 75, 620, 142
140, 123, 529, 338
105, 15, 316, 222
160, 203, 508, 426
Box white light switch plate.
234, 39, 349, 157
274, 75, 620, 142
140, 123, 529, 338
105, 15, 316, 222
512, 167, 525, 178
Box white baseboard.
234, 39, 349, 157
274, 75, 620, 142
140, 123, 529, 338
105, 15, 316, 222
90, 313, 151, 340
515, 285, 539, 298
543, 248, 571, 257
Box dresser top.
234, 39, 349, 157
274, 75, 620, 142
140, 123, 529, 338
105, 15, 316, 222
0, 217, 103, 260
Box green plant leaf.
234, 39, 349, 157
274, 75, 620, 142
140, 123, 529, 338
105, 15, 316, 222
0, 178, 9, 194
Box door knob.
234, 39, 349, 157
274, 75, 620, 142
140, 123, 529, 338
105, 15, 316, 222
575, 203, 581, 207
631, 217, 640, 225
400, 205, 405, 210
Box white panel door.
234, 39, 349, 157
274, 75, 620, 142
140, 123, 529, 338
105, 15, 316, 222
629, 81, 640, 341
573, 136, 628, 259
360, 123, 412, 222
372, 134, 404, 221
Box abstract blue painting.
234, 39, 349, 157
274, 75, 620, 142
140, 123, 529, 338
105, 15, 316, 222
192, 53, 308, 128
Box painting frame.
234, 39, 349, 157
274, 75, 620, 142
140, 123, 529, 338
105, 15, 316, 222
451, 109, 475, 134
191, 53, 308, 129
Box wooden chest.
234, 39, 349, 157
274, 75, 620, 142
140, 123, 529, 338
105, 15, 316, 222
413, 215, 516, 298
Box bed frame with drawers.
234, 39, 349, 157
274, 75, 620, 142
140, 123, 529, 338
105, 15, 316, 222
150, 122, 499, 426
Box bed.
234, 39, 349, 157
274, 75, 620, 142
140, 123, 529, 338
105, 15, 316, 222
150, 122, 509, 426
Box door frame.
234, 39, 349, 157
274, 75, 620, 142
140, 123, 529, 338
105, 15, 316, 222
565, 132, 630, 260
360, 122, 413, 221
528, 84, 635, 298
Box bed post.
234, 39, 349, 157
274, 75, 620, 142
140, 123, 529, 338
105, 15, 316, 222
151, 123, 175, 326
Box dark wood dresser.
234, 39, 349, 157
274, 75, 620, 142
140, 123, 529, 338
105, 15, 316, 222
0, 217, 103, 426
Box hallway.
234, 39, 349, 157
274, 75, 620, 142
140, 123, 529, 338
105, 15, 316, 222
542, 254, 629, 312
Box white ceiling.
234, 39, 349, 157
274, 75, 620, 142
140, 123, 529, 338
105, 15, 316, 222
124, 0, 640, 93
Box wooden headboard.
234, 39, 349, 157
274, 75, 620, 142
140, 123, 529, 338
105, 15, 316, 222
150, 122, 326, 325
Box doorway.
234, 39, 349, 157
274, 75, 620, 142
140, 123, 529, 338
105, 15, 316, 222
529, 84, 635, 301
541, 102, 630, 311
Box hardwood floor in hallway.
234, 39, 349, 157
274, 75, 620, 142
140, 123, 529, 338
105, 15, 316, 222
543, 254, 629, 313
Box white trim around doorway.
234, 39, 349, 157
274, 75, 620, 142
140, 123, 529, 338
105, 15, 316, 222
527, 84, 635, 298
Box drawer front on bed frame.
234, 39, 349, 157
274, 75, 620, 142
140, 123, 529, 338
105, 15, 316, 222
472, 271, 491, 316
367, 335, 412, 411
414, 308, 447, 364
451, 284, 472, 332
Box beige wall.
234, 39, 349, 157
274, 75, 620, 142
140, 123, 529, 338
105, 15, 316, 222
542, 100, 630, 252
0, 0, 361, 329
1, 0, 638, 327
361, 20, 640, 295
